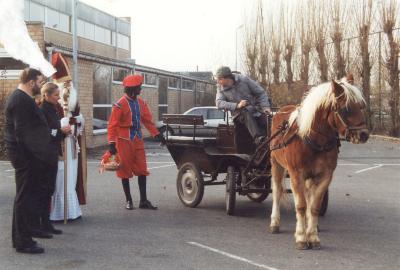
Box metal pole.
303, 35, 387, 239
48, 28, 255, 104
63, 138, 68, 224
72, 0, 78, 90
378, 32, 382, 127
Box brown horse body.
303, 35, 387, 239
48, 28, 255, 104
269, 78, 369, 249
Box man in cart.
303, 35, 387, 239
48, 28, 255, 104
215, 66, 271, 145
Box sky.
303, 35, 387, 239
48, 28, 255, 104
81, 0, 255, 73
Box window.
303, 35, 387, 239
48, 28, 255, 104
182, 80, 194, 90
168, 77, 179, 89
111, 32, 116, 46
104, 28, 111, 45
207, 109, 225, 120
143, 73, 157, 86
185, 108, 207, 119
29, 1, 45, 22
77, 19, 85, 37
93, 64, 112, 131
45, 8, 70, 33
84, 21, 95, 40
59, 13, 70, 32
117, 33, 130, 50
46, 8, 59, 29
95, 25, 105, 43
24, 0, 29, 21
112, 67, 129, 83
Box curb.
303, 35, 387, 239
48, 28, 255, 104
370, 134, 400, 143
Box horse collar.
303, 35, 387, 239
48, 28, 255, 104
304, 135, 339, 153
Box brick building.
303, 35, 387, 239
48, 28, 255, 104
0, 0, 216, 148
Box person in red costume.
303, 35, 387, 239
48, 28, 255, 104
107, 74, 165, 210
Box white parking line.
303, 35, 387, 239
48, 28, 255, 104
187, 242, 279, 270
355, 164, 383, 174
87, 161, 174, 164
148, 164, 175, 170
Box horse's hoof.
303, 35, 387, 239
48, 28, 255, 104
295, 241, 309, 250
309, 241, 321, 250
270, 226, 280, 234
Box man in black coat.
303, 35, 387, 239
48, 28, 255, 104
4, 68, 57, 254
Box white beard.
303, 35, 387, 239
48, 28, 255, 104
59, 82, 78, 116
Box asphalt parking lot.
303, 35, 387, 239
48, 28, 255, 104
0, 137, 399, 270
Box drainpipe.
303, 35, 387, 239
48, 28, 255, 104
71, 0, 78, 92
179, 76, 183, 113
47, 46, 54, 81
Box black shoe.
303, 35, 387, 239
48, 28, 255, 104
16, 243, 44, 254
139, 200, 158, 210
43, 225, 63, 235
31, 230, 53, 239
13, 239, 37, 249
126, 201, 135, 210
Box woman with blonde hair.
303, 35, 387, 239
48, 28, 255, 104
32, 82, 71, 236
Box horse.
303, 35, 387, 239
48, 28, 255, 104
268, 75, 369, 250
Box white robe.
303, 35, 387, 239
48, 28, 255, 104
50, 116, 83, 221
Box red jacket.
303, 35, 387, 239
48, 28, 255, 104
108, 95, 159, 143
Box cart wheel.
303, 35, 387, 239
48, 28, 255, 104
176, 162, 204, 208
225, 166, 237, 215
247, 176, 270, 203
247, 192, 269, 203
319, 190, 329, 216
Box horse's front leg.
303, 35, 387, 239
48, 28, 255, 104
306, 173, 333, 249
290, 172, 308, 250
269, 156, 285, 234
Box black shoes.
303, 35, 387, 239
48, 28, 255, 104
43, 225, 63, 235
126, 200, 135, 210
15, 243, 44, 254
31, 230, 53, 239
139, 200, 158, 210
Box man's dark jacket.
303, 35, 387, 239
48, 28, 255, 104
4, 89, 57, 165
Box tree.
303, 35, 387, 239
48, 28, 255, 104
356, 0, 374, 129
271, 15, 282, 85
382, 0, 399, 136
283, 2, 295, 88
311, 0, 329, 82
298, 0, 312, 85
330, 0, 346, 79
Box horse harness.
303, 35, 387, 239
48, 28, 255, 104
270, 116, 340, 153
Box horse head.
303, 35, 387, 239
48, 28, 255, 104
329, 76, 369, 144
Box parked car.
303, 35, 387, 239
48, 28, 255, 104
157, 106, 232, 137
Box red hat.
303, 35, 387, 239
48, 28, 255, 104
122, 74, 143, 87
51, 52, 72, 83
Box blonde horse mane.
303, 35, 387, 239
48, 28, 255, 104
290, 78, 365, 138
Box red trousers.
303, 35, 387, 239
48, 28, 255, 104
116, 137, 149, 178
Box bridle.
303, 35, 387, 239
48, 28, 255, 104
331, 90, 367, 142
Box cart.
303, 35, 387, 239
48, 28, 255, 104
162, 113, 328, 216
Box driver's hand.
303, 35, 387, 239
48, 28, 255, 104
237, 100, 248, 109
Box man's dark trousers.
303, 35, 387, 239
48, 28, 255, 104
8, 146, 43, 248
234, 108, 269, 139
